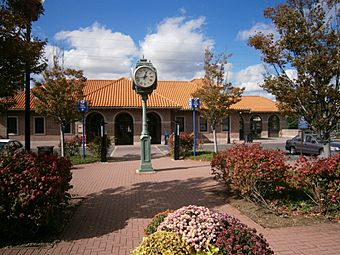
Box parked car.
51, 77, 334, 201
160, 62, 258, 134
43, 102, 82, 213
285, 134, 340, 155
0, 139, 24, 154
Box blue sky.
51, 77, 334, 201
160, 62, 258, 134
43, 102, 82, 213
33, 0, 284, 97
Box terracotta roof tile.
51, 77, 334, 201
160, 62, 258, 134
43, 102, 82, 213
10, 91, 35, 110
231, 96, 279, 112
9, 78, 279, 112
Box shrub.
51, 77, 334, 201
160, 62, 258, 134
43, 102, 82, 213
64, 135, 82, 156
155, 205, 273, 254
168, 132, 194, 158
215, 218, 273, 254
211, 144, 290, 210
158, 205, 226, 252
132, 231, 194, 255
144, 209, 174, 236
87, 135, 112, 157
291, 154, 340, 213
0, 150, 72, 239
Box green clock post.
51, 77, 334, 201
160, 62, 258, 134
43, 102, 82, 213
131, 58, 157, 173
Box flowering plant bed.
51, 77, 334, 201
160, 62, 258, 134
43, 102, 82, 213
133, 205, 273, 254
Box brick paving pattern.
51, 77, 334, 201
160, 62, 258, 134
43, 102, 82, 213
1, 145, 339, 255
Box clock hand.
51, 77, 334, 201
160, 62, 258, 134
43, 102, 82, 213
143, 70, 148, 79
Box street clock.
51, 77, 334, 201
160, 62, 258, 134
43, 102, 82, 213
132, 58, 157, 94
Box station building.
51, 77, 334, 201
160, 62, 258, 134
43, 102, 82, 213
0, 78, 286, 145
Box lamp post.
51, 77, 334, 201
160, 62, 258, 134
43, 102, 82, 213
131, 58, 157, 173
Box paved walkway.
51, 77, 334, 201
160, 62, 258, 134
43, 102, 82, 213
1, 145, 339, 255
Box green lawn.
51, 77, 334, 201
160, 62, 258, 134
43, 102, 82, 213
69, 155, 100, 165
187, 151, 214, 161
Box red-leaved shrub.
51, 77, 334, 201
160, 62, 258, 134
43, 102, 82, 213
291, 154, 340, 213
0, 150, 72, 238
211, 144, 290, 208
168, 132, 194, 158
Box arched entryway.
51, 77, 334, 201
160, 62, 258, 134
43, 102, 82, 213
147, 112, 161, 144
250, 115, 262, 139
86, 112, 104, 143
268, 115, 280, 137
115, 113, 134, 145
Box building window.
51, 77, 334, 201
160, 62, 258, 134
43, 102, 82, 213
175, 116, 185, 132
222, 117, 229, 131
7, 116, 18, 134
34, 117, 45, 134
200, 117, 208, 132
64, 123, 71, 134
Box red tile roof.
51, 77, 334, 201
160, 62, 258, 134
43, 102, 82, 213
9, 78, 279, 112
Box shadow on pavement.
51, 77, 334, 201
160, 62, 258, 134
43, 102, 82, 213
108, 152, 166, 162
61, 176, 225, 241
156, 163, 210, 172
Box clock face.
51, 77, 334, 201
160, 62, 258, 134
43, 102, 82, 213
134, 66, 156, 88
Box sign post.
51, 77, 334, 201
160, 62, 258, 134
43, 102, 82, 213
77, 100, 89, 160
189, 97, 200, 159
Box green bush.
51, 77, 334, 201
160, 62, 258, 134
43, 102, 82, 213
144, 209, 174, 236
0, 151, 72, 239
64, 135, 82, 156
87, 135, 112, 157
132, 231, 194, 255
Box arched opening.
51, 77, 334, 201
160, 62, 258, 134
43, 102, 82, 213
268, 115, 280, 137
250, 115, 262, 139
239, 116, 244, 140
115, 113, 134, 145
147, 112, 161, 144
86, 112, 104, 143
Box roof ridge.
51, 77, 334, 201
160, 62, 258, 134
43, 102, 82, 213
85, 78, 126, 96
152, 91, 182, 107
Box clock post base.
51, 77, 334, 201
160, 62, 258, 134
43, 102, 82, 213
137, 134, 154, 173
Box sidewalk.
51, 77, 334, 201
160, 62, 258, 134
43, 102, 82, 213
1, 149, 339, 255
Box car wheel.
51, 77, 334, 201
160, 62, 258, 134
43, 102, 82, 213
289, 147, 297, 155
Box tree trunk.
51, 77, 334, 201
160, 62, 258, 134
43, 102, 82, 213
322, 131, 331, 158
323, 142, 331, 158
212, 127, 218, 153
60, 124, 65, 157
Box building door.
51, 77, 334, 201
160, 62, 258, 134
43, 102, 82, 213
86, 112, 104, 143
239, 116, 244, 140
268, 115, 280, 137
115, 113, 133, 145
147, 112, 161, 144
251, 115, 262, 139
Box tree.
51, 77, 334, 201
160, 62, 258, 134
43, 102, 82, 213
33, 57, 87, 157
248, 0, 339, 157
1, 0, 46, 150
192, 49, 244, 153
0, 0, 46, 109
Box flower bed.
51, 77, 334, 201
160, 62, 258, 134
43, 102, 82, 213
133, 205, 273, 254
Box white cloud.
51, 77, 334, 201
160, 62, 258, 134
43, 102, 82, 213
285, 69, 298, 81
50, 22, 138, 79
234, 64, 265, 91
237, 22, 278, 41
140, 16, 214, 80
233, 64, 276, 99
